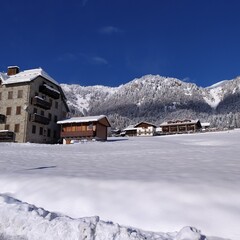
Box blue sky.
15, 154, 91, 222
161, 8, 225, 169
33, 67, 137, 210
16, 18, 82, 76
1, 0, 240, 87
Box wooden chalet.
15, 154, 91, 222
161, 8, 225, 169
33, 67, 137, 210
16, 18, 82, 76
160, 119, 202, 134
122, 121, 156, 137
57, 115, 111, 144
134, 121, 156, 136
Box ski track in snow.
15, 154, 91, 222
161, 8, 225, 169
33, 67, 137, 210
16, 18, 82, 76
0, 130, 240, 240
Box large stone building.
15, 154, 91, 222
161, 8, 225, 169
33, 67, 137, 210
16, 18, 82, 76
0, 66, 69, 143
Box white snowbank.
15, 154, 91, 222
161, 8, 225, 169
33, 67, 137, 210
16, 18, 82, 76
0, 194, 207, 240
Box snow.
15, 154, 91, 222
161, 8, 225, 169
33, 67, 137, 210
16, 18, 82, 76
0, 68, 59, 86
0, 194, 209, 240
203, 87, 223, 108
207, 80, 228, 89
57, 115, 108, 124
43, 83, 60, 94
0, 130, 240, 240
60, 83, 118, 114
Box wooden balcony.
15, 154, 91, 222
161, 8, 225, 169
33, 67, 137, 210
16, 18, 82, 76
0, 130, 15, 142
32, 96, 51, 110
31, 113, 50, 125
61, 130, 94, 138
39, 84, 60, 99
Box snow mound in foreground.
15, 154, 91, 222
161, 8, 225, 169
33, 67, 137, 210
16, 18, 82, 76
0, 194, 208, 240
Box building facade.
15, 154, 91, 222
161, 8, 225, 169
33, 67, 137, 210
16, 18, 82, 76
160, 119, 202, 134
135, 121, 156, 136
57, 115, 111, 144
0, 66, 69, 143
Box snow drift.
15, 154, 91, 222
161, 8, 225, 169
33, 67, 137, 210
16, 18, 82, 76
0, 193, 208, 240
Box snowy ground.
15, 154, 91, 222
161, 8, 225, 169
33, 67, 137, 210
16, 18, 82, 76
0, 130, 240, 240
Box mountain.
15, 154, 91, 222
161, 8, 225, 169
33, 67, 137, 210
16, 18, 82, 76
61, 75, 240, 129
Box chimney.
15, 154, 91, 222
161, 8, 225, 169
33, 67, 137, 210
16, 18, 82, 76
7, 66, 20, 76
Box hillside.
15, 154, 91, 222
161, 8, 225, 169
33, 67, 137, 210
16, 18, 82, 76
61, 75, 240, 129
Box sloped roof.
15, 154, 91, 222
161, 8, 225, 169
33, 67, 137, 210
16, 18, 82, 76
57, 115, 111, 127
123, 125, 137, 131
0, 68, 59, 86
134, 121, 157, 128
201, 122, 210, 127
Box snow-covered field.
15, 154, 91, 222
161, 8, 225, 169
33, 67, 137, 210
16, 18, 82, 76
1, 130, 240, 240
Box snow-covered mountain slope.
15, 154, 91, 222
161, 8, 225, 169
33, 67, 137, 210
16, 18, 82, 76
204, 77, 240, 108
60, 75, 240, 128
61, 84, 118, 116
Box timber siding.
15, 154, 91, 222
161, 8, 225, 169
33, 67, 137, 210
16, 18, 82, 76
58, 115, 111, 143
160, 119, 202, 134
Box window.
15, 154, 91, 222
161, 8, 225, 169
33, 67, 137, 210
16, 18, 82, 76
32, 125, 36, 134
6, 107, 12, 115
48, 113, 52, 120
54, 115, 58, 122
33, 108, 37, 114
53, 130, 57, 138
16, 106, 21, 115
17, 90, 23, 98
87, 123, 93, 130
55, 101, 58, 109
0, 92, 2, 100
14, 124, 20, 133
39, 127, 43, 135
76, 125, 81, 131
8, 91, 13, 99
40, 110, 44, 116
47, 129, 51, 137
5, 124, 10, 130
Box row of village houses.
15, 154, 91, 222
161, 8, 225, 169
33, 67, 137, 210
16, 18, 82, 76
0, 66, 210, 144
120, 120, 210, 137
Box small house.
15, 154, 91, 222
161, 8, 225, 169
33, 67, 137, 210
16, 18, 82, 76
57, 115, 111, 144
134, 121, 156, 136
122, 121, 156, 137
160, 119, 202, 134
121, 125, 137, 137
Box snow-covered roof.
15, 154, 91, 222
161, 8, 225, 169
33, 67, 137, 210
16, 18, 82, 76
160, 119, 200, 126
0, 68, 59, 86
201, 122, 210, 127
57, 115, 108, 124
134, 121, 157, 128
123, 125, 137, 131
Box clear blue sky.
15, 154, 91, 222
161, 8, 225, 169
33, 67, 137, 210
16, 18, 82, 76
1, 0, 240, 87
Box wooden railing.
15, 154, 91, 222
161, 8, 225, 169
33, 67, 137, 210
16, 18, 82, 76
32, 97, 51, 110
31, 113, 50, 125
39, 84, 60, 99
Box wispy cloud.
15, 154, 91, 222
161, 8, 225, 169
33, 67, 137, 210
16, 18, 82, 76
91, 56, 108, 65
99, 26, 123, 35
78, 52, 108, 66
57, 53, 77, 62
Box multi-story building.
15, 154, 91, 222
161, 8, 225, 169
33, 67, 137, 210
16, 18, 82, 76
0, 66, 69, 143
